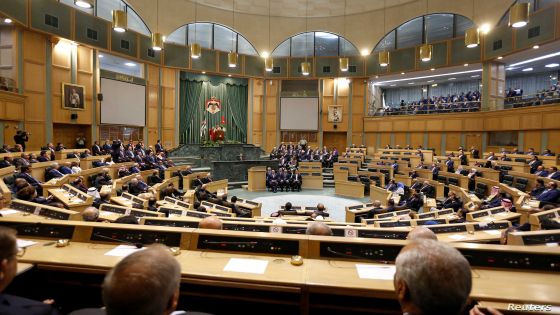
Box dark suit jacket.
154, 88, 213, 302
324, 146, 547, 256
471, 149, 480, 159
0, 294, 61, 315
92, 145, 102, 156
549, 172, 560, 180
419, 185, 435, 198
537, 189, 560, 203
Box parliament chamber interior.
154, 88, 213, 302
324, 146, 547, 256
0, 0, 560, 314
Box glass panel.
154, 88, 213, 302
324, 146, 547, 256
271, 39, 291, 57
373, 31, 395, 52
339, 37, 360, 56
537, 0, 557, 10
238, 36, 258, 56
97, 0, 121, 21
188, 23, 213, 49
455, 15, 475, 36
60, 0, 94, 13
291, 32, 314, 57
396, 17, 423, 49
488, 132, 518, 147
214, 24, 237, 52
426, 14, 453, 42
99, 53, 144, 78
314, 32, 339, 57
127, 7, 150, 36
166, 25, 188, 45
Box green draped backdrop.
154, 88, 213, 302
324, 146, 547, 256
179, 73, 248, 144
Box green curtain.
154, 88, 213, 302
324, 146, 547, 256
179, 73, 248, 144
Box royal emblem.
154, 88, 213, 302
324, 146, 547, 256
206, 96, 221, 114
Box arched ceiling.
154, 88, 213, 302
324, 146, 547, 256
126, 0, 514, 55
190, 0, 417, 18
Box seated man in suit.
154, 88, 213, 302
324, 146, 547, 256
278, 168, 289, 192
17, 166, 43, 195
128, 178, 147, 196
530, 178, 546, 197
499, 153, 511, 161
542, 149, 554, 156
419, 181, 435, 198
147, 171, 163, 185
0, 157, 13, 169
440, 191, 463, 212
445, 157, 454, 173
180, 165, 193, 176
313, 203, 329, 218
290, 170, 302, 192
195, 184, 216, 202
192, 175, 204, 188
394, 240, 472, 315
410, 180, 423, 191
534, 165, 549, 177
70, 176, 88, 193
548, 166, 560, 180
268, 170, 279, 193
58, 162, 73, 175
0, 227, 61, 315
45, 164, 65, 181
396, 192, 423, 212
306, 222, 333, 236
93, 168, 112, 190
528, 155, 543, 174
367, 200, 386, 219
430, 163, 440, 180
37, 151, 50, 162
80, 149, 92, 159
537, 182, 560, 204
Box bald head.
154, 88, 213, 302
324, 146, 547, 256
305, 222, 333, 236
102, 244, 181, 315
199, 216, 223, 230
82, 207, 99, 222
394, 240, 472, 315
407, 227, 438, 241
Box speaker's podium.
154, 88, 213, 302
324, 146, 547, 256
248, 166, 267, 192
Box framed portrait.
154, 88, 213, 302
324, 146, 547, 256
328, 105, 342, 123
62, 83, 86, 110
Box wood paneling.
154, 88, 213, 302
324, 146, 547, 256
53, 124, 91, 149
428, 133, 442, 154
22, 30, 46, 149
323, 132, 346, 151
410, 133, 424, 148
394, 133, 406, 147
446, 132, 462, 151
547, 130, 560, 153
524, 130, 541, 153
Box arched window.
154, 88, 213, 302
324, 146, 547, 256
271, 31, 359, 57
166, 23, 258, 56
59, 0, 151, 36
373, 13, 474, 53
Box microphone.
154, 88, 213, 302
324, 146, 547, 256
93, 232, 143, 249
203, 240, 258, 245
326, 246, 390, 264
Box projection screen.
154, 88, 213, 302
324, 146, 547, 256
100, 78, 146, 126
280, 97, 319, 131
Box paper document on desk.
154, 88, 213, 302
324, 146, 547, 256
483, 230, 501, 235
356, 264, 396, 280
223, 258, 268, 274
0, 209, 20, 216
448, 234, 467, 240
105, 245, 145, 257
17, 239, 37, 248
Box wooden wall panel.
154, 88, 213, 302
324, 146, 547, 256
146, 65, 160, 145
323, 132, 347, 151
524, 130, 541, 153
365, 133, 377, 148
53, 124, 90, 149
410, 133, 424, 148
22, 30, 46, 149
394, 133, 406, 147
465, 134, 483, 151
380, 133, 391, 148
446, 132, 462, 151
428, 133, 442, 153
547, 130, 560, 153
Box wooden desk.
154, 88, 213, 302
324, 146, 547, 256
370, 185, 392, 205
111, 192, 148, 208
164, 165, 191, 179
40, 175, 70, 197
183, 172, 211, 191
152, 176, 180, 200
334, 163, 358, 176
466, 207, 522, 223
393, 174, 411, 187
48, 184, 93, 212
438, 171, 469, 190
234, 197, 262, 217
0, 166, 15, 203
107, 162, 135, 180
80, 155, 110, 170
301, 173, 323, 190
528, 208, 560, 230
55, 149, 89, 161
248, 166, 266, 192
30, 158, 79, 182
205, 179, 228, 195
335, 181, 364, 198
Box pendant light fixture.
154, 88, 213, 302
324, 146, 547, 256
151, 0, 164, 51
112, 8, 127, 33
228, 0, 238, 67
75, 0, 93, 9
465, 0, 479, 48
509, 2, 530, 28
339, 0, 349, 72
379, 0, 389, 67
301, 0, 310, 76
419, 0, 432, 62
191, 0, 201, 59
265, 0, 273, 72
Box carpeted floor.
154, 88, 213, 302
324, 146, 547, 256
227, 188, 369, 222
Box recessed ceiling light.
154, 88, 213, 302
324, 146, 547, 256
390, 84, 396, 87
408, 82, 414, 85
3, 18, 12, 24
506, 67, 515, 71
125, 62, 136, 67
464, 63, 469, 67
427, 80, 434, 83
522, 67, 533, 72
375, 69, 481, 85
497, 56, 503, 60
545, 63, 560, 68
431, 83, 438, 87
75, 0, 93, 8
401, 72, 405, 75
98, 54, 104, 58
430, 68, 435, 71
448, 77, 456, 80
471, 75, 480, 78
533, 45, 540, 49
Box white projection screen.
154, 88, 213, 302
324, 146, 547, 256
100, 78, 146, 126
280, 97, 319, 131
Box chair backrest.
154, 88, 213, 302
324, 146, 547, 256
514, 158, 527, 163
516, 177, 529, 185
476, 182, 487, 190
500, 165, 512, 171
514, 183, 527, 191
448, 177, 459, 185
